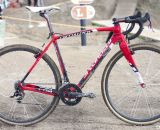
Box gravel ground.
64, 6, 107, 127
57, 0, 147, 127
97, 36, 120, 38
0, 0, 160, 130
0, 33, 158, 130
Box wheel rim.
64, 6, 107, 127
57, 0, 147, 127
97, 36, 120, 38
0, 48, 58, 124
105, 46, 160, 123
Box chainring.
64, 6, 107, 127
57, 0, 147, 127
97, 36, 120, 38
59, 83, 82, 106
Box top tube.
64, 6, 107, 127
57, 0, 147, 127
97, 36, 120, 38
52, 25, 121, 41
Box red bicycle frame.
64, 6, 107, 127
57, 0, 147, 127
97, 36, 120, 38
19, 23, 145, 96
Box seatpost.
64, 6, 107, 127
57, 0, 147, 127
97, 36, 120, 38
39, 11, 54, 34
39, 11, 70, 83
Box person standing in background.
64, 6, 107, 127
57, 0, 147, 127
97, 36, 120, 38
27, 0, 38, 6
27, 0, 46, 28
9, 0, 23, 8
34, 0, 37, 6
0, 0, 10, 11
0, 0, 8, 46
27, 0, 31, 6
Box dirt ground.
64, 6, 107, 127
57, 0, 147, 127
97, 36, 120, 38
0, 0, 160, 130
0, 32, 158, 130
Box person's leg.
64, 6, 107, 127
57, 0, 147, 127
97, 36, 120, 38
34, 0, 38, 6
0, 6, 2, 16
28, 0, 31, 6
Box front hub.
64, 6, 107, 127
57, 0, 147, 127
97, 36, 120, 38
140, 83, 146, 88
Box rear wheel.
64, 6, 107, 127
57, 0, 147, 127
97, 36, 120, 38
102, 43, 160, 125
0, 44, 61, 126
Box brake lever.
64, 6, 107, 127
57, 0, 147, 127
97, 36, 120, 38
148, 18, 154, 32
125, 24, 131, 44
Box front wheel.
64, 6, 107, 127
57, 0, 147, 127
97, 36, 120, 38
101, 43, 160, 125
0, 44, 61, 126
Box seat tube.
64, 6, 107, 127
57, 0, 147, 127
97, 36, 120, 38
54, 42, 69, 82
40, 12, 69, 82
119, 35, 145, 87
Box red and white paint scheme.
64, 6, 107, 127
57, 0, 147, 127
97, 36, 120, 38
19, 22, 145, 95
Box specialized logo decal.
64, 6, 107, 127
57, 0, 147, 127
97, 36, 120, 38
71, 5, 95, 20
71, 0, 94, 4
36, 86, 53, 93
59, 30, 93, 39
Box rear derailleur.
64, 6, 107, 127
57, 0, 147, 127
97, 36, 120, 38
59, 83, 96, 106
10, 81, 25, 103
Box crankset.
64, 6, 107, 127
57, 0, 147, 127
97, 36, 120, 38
59, 83, 82, 106
59, 83, 96, 106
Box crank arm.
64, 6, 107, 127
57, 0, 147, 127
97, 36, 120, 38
68, 92, 96, 98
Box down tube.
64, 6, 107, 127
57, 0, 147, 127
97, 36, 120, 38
77, 42, 114, 88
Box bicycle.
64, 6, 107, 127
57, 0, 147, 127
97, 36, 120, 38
0, 5, 159, 126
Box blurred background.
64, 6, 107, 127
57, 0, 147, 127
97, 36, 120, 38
1, 0, 160, 45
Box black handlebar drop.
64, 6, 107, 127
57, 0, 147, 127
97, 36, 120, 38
112, 11, 151, 40
122, 11, 141, 36
127, 11, 142, 19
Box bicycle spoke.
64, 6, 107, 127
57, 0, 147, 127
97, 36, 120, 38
24, 103, 37, 118
30, 94, 44, 111
8, 101, 17, 119
114, 87, 137, 106
0, 64, 12, 77
130, 88, 141, 118
148, 70, 160, 82
142, 89, 154, 118
144, 54, 153, 79
109, 82, 138, 86
114, 62, 133, 78
0, 38, 60, 125
147, 83, 160, 86
104, 44, 160, 125
0, 89, 14, 98
146, 86, 160, 96
0, 57, 18, 73
23, 104, 30, 119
